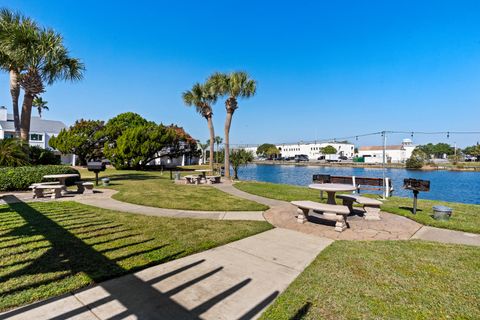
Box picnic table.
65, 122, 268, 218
194, 169, 210, 180
308, 183, 357, 205
43, 174, 79, 195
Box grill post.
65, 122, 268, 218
412, 190, 419, 214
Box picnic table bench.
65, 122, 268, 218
75, 181, 95, 194
184, 175, 202, 185
336, 194, 382, 220
29, 184, 63, 199
291, 200, 350, 232
206, 175, 221, 184
313, 174, 394, 197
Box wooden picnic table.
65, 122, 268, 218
308, 183, 357, 205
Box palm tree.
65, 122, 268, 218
0, 138, 29, 167
182, 83, 218, 171
1, 25, 84, 141
32, 96, 48, 118
208, 71, 256, 178
198, 141, 208, 165
214, 136, 223, 168
0, 9, 37, 137
230, 149, 254, 180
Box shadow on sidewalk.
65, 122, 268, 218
0, 197, 278, 319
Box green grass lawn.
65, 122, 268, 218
234, 181, 480, 233
77, 168, 268, 211
260, 240, 480, 320
0, 201, 272, 311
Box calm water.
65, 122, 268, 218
237, 164, 480, 204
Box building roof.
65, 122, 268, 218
0, 113, 67, 133
359, 145, 403, 151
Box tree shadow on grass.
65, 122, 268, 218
0, 198, 277, 319
399, 206, 424, 214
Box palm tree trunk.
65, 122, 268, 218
9, 70, 21, 137
20, 92, 34, 141
207, 115, 215, 172
224, 111, 234, 178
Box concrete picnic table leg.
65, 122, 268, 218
326, 191, 337, 205
58, 177, 68, 195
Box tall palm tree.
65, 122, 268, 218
182, 83, 217, 171
1, 25, 84, 141
32, 96, 48, 117
208, 72, 256, 178
0, 9, 37, 137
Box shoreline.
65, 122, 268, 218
252, 161, 480, 172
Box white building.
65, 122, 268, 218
241, 142, 355, 160
0, 106, 67, 149
277, 142, 355, 160
358, 139, 415, 163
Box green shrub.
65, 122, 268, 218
29, 146, 61, 165
406, 157, 424, 169
0, 165, 80, 191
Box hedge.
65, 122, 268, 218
0, 165, 80, 191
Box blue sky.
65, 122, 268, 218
1, 0, 479, 147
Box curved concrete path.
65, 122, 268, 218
70, 189, 266, 221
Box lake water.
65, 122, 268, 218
237, 164, 480, 204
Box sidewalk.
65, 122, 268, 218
1, 228, 333, 320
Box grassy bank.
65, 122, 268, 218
77, 168, 268, 212
260, 241, 480, 319
0, 201, 272, 311
235, 181, 480, 233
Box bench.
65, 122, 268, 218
336, 194, 383, 220
291, 200, 350, 232
184, 175, 202, 185
75, 181, 94, 194
206, 175, 221, 184
313, 175, 394, 197
29, 185, 63, 199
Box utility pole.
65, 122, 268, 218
382, 131, 387, 200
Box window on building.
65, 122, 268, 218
4, 133, 14, 139
30, 134, 43, 141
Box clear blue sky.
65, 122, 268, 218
1, 0, 479, 147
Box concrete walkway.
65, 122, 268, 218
1, 228, 333, 320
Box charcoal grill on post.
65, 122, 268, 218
87, 161, 106, 186
403, 178, 430, 214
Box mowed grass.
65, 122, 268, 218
235, 181, 480, 233
0, 201, 272, 311
260, 241, 480, 320
77, 168, 268, 211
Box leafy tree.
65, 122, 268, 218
101, 112, 149, 147
1, 19, 84, 140
49, 119, 105, 165
464, 144, 480, 157
320, 145, 337, 154
0, 9, 37, 136
256, 143, 279, 158
208, 71, 256, 178
417, 143, 453, 158
108, 124, 176, 169
0, 138, 28, 166
32, 96, 48, 118
406, 148, 428, 169
230, 149, 254, 180
183, 83, 218, 172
